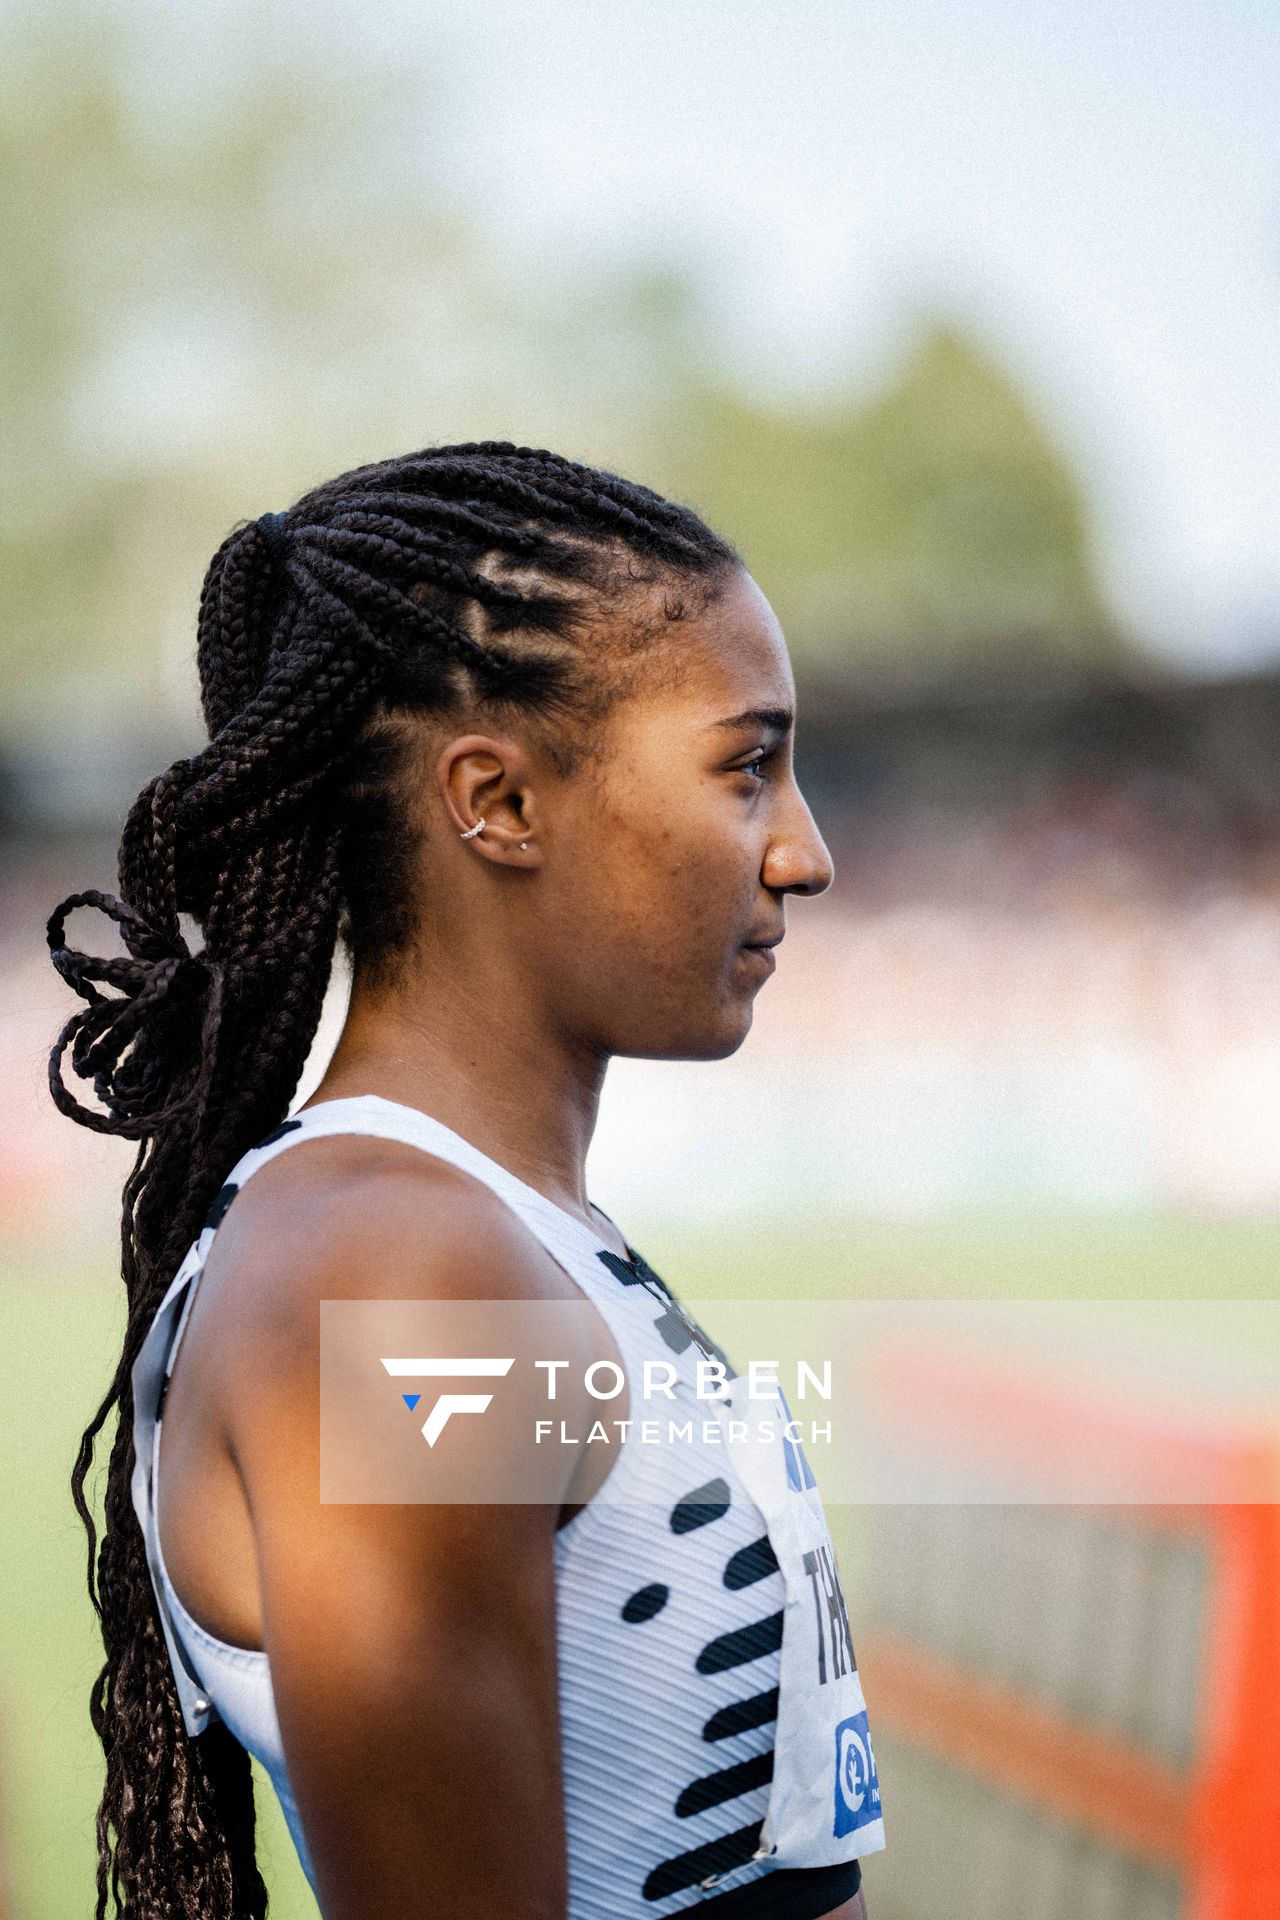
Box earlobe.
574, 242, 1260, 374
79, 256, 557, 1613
455, 814, 537, 860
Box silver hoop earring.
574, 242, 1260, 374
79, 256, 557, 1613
459, 817, 485, 840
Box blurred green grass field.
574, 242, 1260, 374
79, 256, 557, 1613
3, 1210, 1278, 1919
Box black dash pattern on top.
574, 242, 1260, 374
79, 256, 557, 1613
598, 1240, 826, 1910
724, 1536, 780, 1590
202, 1118, 302, 1233
595, 1312, 791, 1909
675, 1750, 775, 1819
696, 1612, 786, 1676
203, 1183, 240, 1232
642, 1822, 767, 1902
621, 1582, 671, 1624
595, 1245, 736, 1374
671, 1478, 732, 1534
702, 1688, 780, 1743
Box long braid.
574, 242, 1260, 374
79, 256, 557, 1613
46, 442, 740, 1916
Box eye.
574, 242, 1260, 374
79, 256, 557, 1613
736, 745, 779, 785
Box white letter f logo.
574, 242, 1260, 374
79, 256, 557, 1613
381, 1357, 515, 1447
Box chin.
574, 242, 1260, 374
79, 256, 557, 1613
623, 1004, 755, 1063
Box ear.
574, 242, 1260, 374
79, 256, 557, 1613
435, 732, 542, 864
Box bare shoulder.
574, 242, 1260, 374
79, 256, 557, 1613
192, 1131, 581, 1913
180, 1128, 595, 1460
203, 1128, 580, 1326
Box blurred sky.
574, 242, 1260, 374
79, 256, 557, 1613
12, 0, 1278, 691
335, 0, 1279, 673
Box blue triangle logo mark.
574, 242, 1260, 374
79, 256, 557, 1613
401, 1393, 421, 1411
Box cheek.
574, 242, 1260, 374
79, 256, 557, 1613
578, 811, 745, 978
538, 804, 760, 1055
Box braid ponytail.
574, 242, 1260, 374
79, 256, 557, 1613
47, 442, 739, 1915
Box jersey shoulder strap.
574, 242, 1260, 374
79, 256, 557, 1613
207, 1093, 621, 1278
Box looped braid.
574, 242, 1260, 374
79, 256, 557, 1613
46, 889, 225, 1138
47, 441, 739, 1918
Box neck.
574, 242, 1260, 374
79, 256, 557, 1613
303, 946, 610, 1224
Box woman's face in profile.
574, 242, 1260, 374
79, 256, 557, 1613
538, 566, 836, 1061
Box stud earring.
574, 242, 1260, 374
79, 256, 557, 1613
459, 817, 485, 840
520, 841, 529, 851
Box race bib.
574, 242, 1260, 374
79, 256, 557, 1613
714, 1374, 886, 1868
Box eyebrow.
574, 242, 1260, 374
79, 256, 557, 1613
708, 704, 795, 737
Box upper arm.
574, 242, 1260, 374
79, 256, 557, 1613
218, 1151, 593, 1919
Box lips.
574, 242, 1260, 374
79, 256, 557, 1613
740, 942, 778, 972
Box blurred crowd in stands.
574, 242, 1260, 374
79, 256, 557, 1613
6, 669, 1280, 1254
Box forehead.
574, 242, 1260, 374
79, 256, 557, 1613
636, 568, 795, 722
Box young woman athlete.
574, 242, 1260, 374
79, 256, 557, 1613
47, 443, 884, 1918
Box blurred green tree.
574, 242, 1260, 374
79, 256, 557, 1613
0, 5, 521, 744
1, 0, 1137, 809
661, 320, 1137, 692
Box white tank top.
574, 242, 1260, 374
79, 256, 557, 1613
129, 1094, 884, 1916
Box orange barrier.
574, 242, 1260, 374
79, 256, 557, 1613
859, 1350, 1280, 1917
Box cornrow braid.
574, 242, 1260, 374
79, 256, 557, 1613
45, 441, 740, 1918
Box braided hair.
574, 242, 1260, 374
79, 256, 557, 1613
45, 441, 740, 1917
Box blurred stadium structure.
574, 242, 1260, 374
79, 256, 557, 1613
3, 5, 1277, 1917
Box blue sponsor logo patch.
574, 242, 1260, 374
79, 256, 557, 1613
833, 1710, 881, 1837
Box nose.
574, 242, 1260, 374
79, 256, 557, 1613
762, 786, 836, 898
